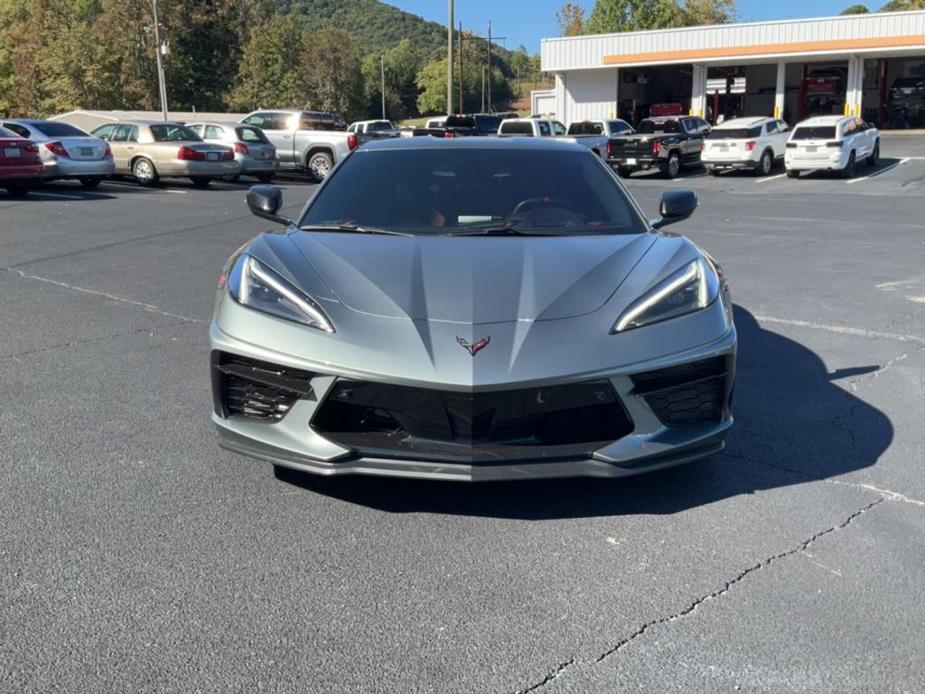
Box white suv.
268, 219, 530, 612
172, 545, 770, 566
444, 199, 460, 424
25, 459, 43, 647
702, 116, 790, 176
785, 116, 880, 179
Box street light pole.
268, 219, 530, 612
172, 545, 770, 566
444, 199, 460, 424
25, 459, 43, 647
381, 54, 387, 120
458, 21, 464, 114
151, 0, 169, 121
487, 19, 492, 114
447, 0, 454, 115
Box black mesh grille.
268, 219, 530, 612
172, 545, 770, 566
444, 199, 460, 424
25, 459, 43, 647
311, 380, 633, 463
632, 357, 729, 427
212, 352, 314, 421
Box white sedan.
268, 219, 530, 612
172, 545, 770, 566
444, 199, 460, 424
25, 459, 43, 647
785, 115, 880, 179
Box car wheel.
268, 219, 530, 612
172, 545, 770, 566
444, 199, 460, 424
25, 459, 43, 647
132, 157, 158, 186
841, 151, 857, 179
665, 151, 681, 179
307, 151, 334, 181
256, 172, 276, 184
616, 167, 631, 178
5, 183, 30, 197
708, 167, 721, 177
191, 177, 212, 188
756, 150, 773, 176
786, 170, 800, 179
80, 177, 102, 189
221, 174, 241, 183
867, 141, 880, 167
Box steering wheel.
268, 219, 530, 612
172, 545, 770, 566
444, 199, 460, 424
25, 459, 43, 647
510, 197, 571, 218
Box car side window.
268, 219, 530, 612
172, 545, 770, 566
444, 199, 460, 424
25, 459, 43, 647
697, 118, 711, 134
91, 124, 116, 140
764, 120, 777, 135
777, 120, 790, 133
205, 125, 223, 140
552, 121, 566, 136
842, 120, 855, 137
125, 126, 139, 143
3, 123, 30, 138
111, 125, 130, 142
242, 113, 266, 128
538, 121, 551, 137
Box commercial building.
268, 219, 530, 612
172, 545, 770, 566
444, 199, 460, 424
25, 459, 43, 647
540, 10, 925, 129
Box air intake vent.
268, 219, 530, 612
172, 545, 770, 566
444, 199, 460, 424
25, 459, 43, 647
211, 352, 314, 421
631, 357, 730, 427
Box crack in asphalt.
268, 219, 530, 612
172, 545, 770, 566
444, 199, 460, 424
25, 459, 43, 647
2, 267, 207, 324
0, 320, 198, 362
512, 498, 885, 693
845, 343, 925, 393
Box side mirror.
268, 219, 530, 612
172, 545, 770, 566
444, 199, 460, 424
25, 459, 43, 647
246, 185, 294, 226
651, 189, 698, 229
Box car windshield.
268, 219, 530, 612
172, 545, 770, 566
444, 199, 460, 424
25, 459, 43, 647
32, 122, 88, 137
637, 119, 681, 134
792, 126, 837, 140
708, 125, 762, 139
151, 124, 201, 142
567, 122, 604, 135
300, 147, 648, 236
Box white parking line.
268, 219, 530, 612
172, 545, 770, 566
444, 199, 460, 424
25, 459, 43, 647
755, 173, 786, 184
754, 315, 925, 345
162, 189, 188, 194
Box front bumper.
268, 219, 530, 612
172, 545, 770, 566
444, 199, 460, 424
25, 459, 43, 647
209, 317, 737, 482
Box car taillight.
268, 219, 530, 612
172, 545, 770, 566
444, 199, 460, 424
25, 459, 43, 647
606, 141, 614, 156
104, 142, 112, 157
826, 141, 844, 148
786, 142, 798, 149
45, 141, 70, 157
222, 149, 234, 161
24, 142, 39, 154
652, 140, 661, 155
701, 142, 706, 151
746, 140, 757, 151
347, 133, 359, 150
177, 145, 203, 161
234, 142, 249, 155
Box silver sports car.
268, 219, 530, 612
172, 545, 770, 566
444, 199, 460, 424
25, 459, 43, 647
210, 138, 736, 481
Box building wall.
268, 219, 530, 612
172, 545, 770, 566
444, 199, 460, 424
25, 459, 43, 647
561, 69, 619, 121
542, 11, 925, 72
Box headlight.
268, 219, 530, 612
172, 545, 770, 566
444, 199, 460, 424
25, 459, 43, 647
612, 258, 719, 333
227, 254, 334, 333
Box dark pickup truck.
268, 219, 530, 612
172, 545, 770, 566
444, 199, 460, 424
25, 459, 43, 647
605, 116, 711, 178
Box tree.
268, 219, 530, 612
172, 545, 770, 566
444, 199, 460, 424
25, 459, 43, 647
585, 0, 734, 33
229, 14, 307, 110
301, 29, 365, 120
556, 3, 586, 36
879, 0, 925, 9
841, 3, 871, 12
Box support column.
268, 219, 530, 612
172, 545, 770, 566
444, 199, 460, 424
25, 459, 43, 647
554, 72, 567, 121
612, 68, 620, 120
846, 55, 865, 117
774, 62, 786, 119
691, 64, 707, 119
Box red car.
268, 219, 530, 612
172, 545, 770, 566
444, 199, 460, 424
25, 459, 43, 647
0, 125, 44, 197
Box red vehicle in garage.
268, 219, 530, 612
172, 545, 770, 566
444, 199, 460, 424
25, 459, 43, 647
0, 125, 44, 196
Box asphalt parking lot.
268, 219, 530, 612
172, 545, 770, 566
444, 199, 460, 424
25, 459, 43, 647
2, 136, 924, 693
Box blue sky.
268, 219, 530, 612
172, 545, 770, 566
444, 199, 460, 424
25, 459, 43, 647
390, 1, 869, 52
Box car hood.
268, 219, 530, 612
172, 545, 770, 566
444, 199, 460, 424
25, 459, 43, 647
285, 232, 655, 324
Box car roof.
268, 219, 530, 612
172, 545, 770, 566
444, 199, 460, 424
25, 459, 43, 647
715, 116, 771, 128
795, 116, 846, 126
360, 137, 586, 153
188, 121, 237, 128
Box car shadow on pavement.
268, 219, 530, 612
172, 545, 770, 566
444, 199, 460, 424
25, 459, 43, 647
796, 157, 900, 180
273, 305, 893, 519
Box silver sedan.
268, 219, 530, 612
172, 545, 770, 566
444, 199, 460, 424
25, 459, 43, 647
188, 122, 280, 183
1, 119, 114, 189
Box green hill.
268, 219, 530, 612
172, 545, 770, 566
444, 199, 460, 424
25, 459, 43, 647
279, 0, 448, 59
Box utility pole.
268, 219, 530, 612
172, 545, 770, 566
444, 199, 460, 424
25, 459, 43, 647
486, 20, 492, 114
481, 66, 486, 113
380, 54, 387, 120
458, 21, 464, 114
151, 0, 169, 121
447, 0, 454, 115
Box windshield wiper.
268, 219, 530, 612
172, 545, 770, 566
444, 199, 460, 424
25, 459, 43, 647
446, 226, 557, 237
299, 223, 414, 237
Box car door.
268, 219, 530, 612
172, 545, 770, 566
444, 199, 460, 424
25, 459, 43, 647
680, 118, 703, 161
109, 124, 134, 173
855, 119, 873, 158
772, 120, 790, 158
